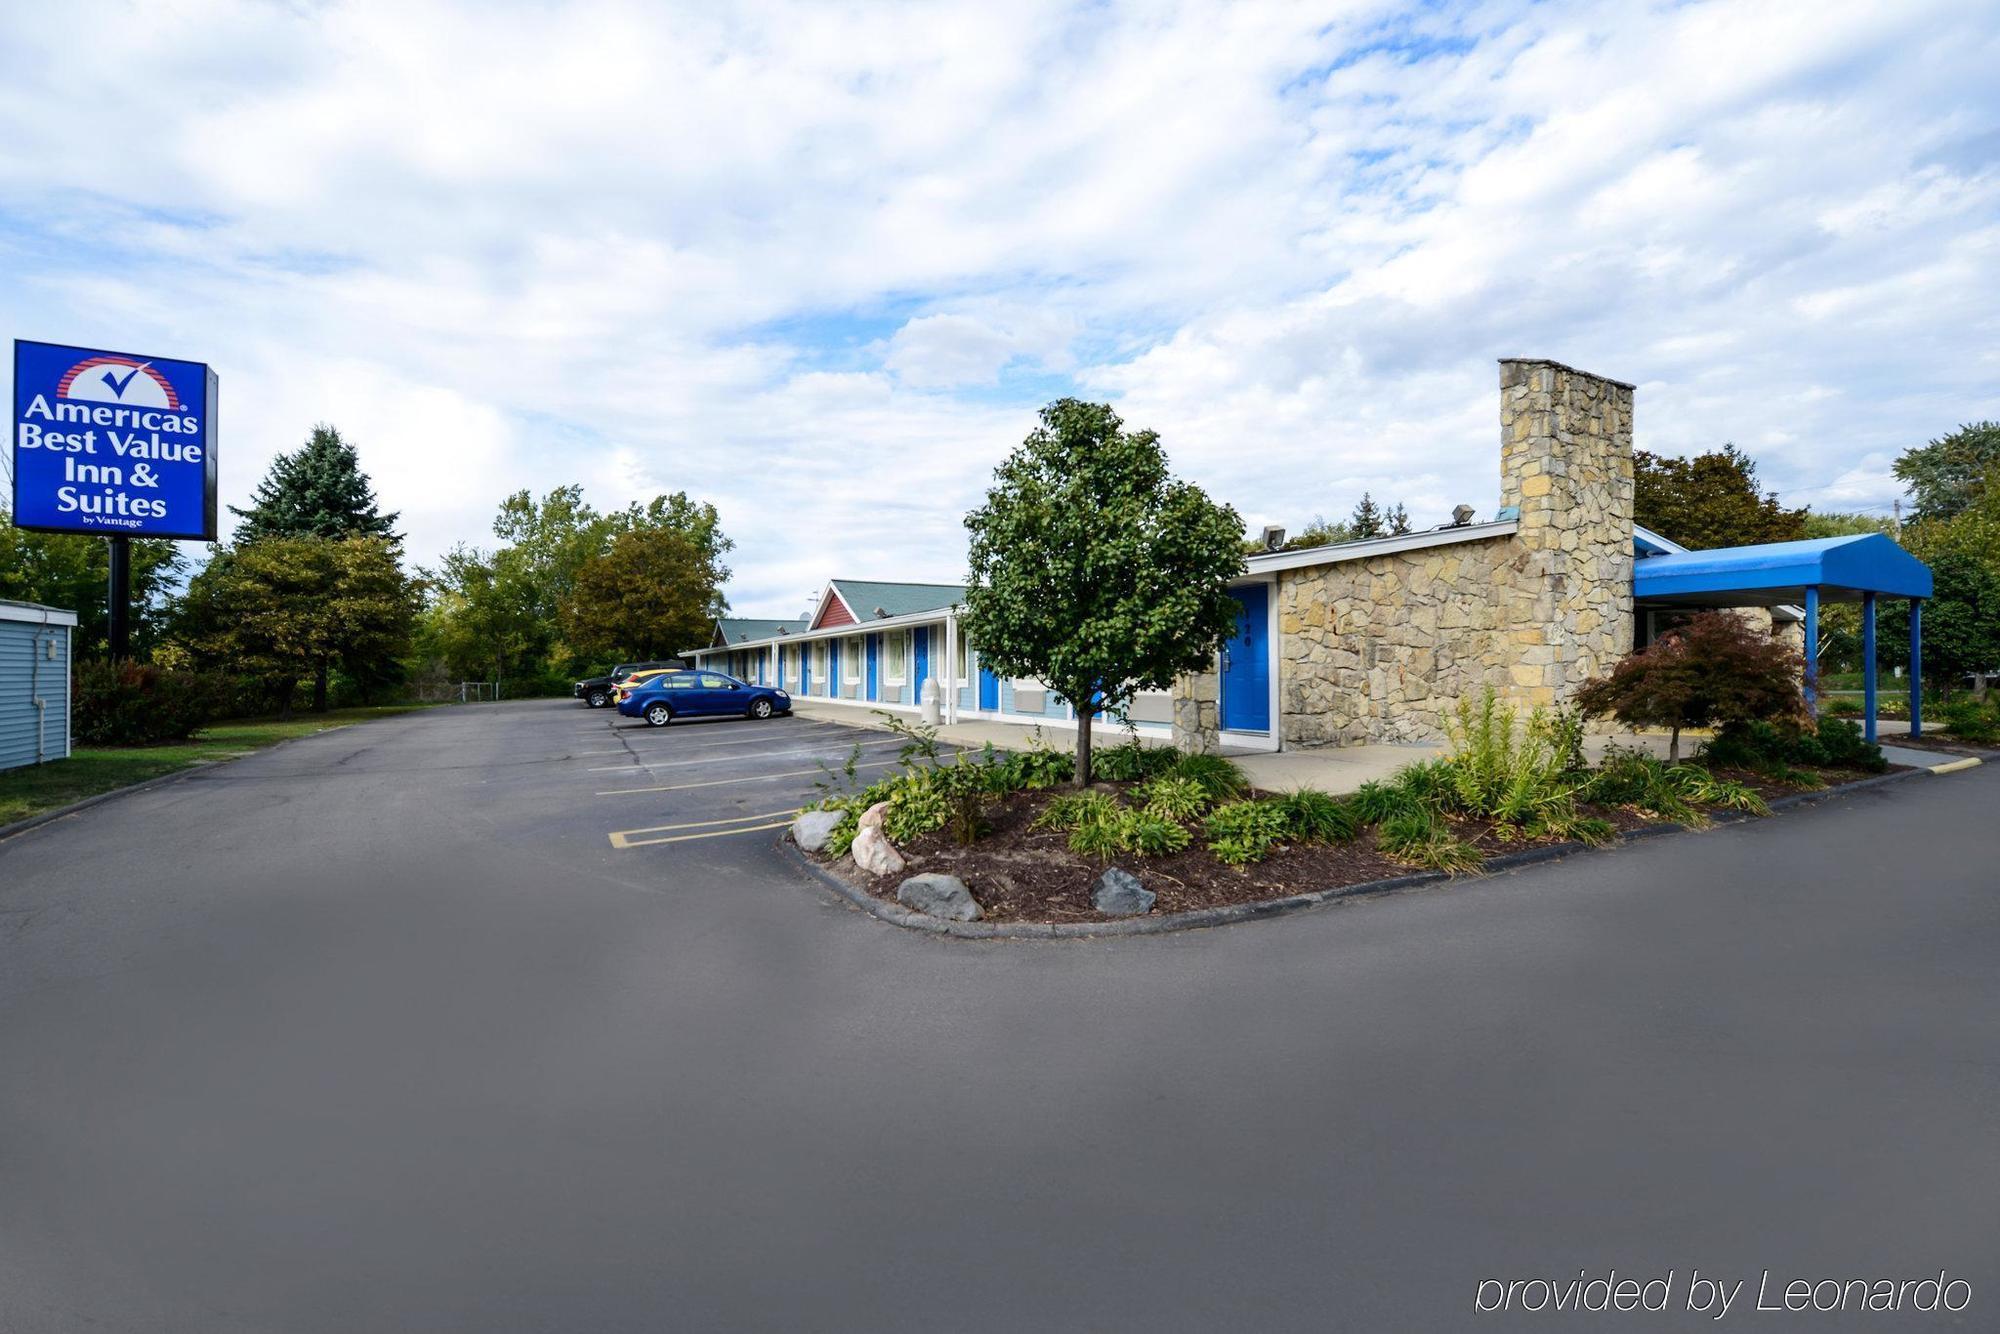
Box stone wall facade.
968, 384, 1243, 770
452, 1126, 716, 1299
1272, 533, 1543, 745
1173, 358, 1639, 751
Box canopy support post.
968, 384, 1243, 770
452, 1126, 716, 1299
1803, 586, 1819, 720
1861, 593, 1877, 743
1909, 599, 1923, 738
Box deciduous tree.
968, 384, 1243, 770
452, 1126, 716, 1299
1634, 444, 1806, 549
174, 536, 418, 713
962, 398, 1245, 785
1893, 421, 2000, 524
0, 511, 184, 658
559, 526, 729, 664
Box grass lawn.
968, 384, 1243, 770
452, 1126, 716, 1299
0, 704, 439, 828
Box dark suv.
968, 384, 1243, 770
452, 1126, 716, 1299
574, 661, 679, 709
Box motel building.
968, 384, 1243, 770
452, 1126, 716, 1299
689, 360, 1934, 751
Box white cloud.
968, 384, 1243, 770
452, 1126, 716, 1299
1, 0, 1995, 609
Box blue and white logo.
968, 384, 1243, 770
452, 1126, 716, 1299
11, 339, 219, 540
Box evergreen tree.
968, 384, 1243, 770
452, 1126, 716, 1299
231, 424, 401, 543
1349, 491, 1384, 539
1385, 502, 1412, 536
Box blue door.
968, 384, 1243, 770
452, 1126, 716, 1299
1219, 584, 1270, 733
866, 635, 879, 701
828, 639, 842, 699
912, 627, 929, 704
978, 657, 999, 711
802, 647, 812, 697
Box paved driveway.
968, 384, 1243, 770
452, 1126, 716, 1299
0, 699, 1994, 1332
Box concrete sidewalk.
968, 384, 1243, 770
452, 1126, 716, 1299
789, 698, 1437, 793
787, 699, 1971, 793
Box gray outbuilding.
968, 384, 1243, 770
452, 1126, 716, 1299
0, 599, 75, 771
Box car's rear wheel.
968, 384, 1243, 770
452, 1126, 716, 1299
587, 689, 609, 708
748, 698, 774, 720
644, 702, 672, 727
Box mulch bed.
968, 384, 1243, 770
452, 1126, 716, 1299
809, 763, 1905, 925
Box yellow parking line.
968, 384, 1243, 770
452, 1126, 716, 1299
608, 810, 797, 849
596, 758, 902, 797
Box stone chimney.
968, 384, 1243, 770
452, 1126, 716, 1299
1496, 359, 1636, 702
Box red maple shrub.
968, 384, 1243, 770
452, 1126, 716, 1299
1573, 612, 1805, 761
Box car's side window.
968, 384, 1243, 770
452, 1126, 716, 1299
661, 674, 696, 689
700, 674, 732, 689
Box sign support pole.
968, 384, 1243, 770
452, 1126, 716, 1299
108, 535, 132, 661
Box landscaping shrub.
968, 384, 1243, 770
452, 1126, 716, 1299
992, 745, 1075, 790
1275, 789, 1357, 844
1375, 806, 1482, 874
1115, 812, 1193, 857
1067, 814, 1127, 859
1388, 757, 1455, 810
1092, 739, 1178, 782
1940, 697, 1999, 744
1579, 746, 1770, 824
1347, 779, 1407, 825
1810, 718, 1889, 771
1034, 790, 1120, 833
73, 660, 224, 746
1169, 752, 1249, 803
1202, 799, 1291, 865
1664, 764, 1769, 816
1441, 690, 1582, 816
1702, 717, 1886, 775
1137, 774, 1211, 823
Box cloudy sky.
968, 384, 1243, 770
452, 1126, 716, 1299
2, 0, 1995, 617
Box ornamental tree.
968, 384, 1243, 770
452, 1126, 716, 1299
961, 398, 1245, 785
1573, 611, 1804, 761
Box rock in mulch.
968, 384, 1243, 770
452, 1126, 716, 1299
1091, 866, 1156, 917
852, 828, 905, 876
857, 801, 890, 833
897, 873, 981, 921
792, 809, 844, 853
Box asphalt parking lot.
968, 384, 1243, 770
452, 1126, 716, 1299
1, 698, 1994, 1333
584, 705, 908, 854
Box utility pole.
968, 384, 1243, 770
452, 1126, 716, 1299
107, 535, 132, 661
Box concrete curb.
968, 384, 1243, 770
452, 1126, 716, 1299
0, 721, 378, 846
783, 763, 1950, 940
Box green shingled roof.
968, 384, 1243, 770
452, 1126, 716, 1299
711, 616, 809, 645
828, 579, 967, 621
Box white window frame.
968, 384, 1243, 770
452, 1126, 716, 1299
844, 635, 863, 683
883, 631, 907, 683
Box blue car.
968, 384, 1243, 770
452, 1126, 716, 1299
617, 669, 791, 727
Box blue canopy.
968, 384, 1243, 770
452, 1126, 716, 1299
1634, 533, 1932, 607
